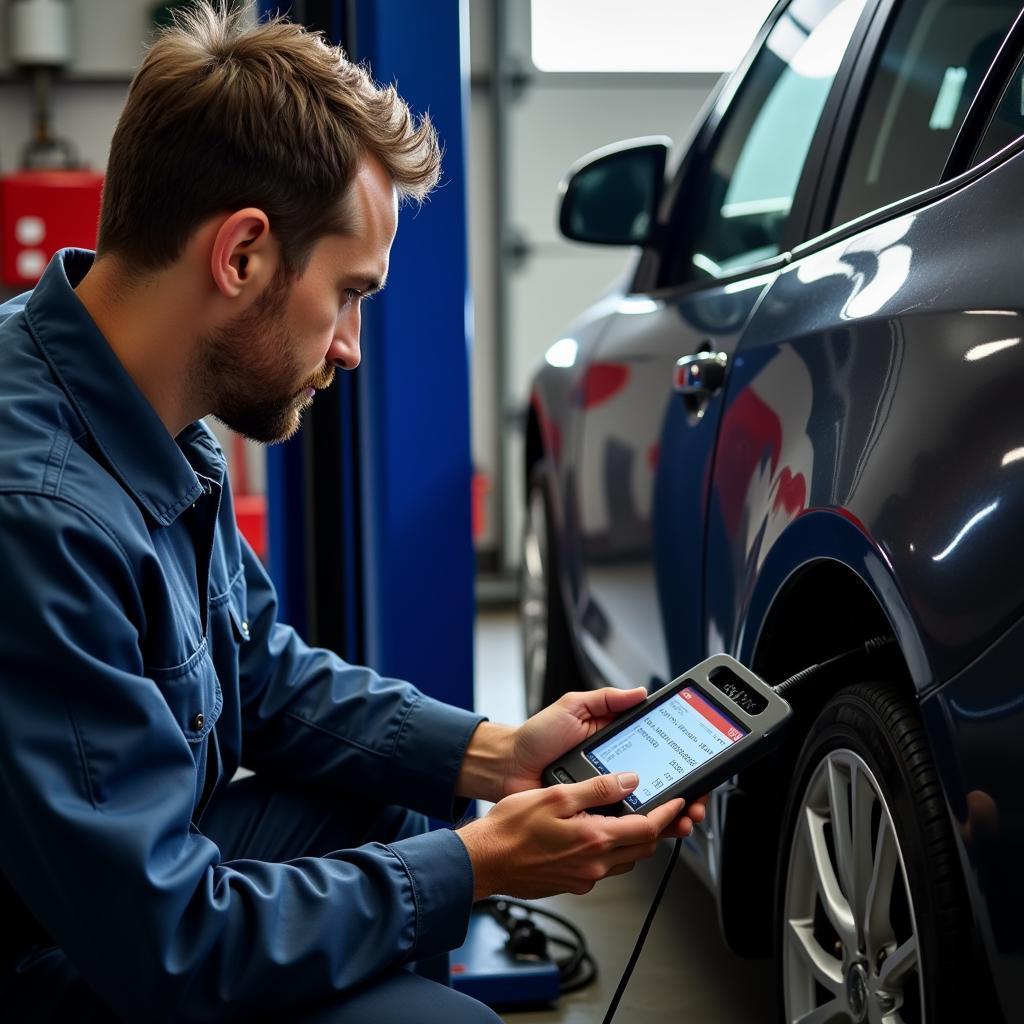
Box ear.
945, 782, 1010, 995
209, 208, 278, 298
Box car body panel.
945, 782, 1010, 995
529, 284, 626, 616
716, 148, 1024, 691
573, 275, 775, 691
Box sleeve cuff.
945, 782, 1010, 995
387, 827, 474, 961
392, 696, 486, 820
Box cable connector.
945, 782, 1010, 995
773, 635, 895, 702
479, 897, 597, 992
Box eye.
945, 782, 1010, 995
342, 287, 378, 310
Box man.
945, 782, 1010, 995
0, 6, 704, 1022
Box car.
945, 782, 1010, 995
520, 0, 1024, 1020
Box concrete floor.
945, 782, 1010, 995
474, 610, 776, 1024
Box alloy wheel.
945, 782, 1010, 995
783, 749, 924, 1024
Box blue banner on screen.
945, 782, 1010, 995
586, 687, 748, 809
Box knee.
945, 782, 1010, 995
464, 997, 503, 1023
293, 973, 503, 1024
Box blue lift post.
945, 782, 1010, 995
263, 0, 475, 714
349, 0, 475, 710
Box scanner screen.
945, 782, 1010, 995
586, 686, 747, 809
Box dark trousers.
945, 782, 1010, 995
6, 776, 500, 1024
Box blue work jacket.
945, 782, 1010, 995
0, 250, 485, 1020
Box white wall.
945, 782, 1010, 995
0, 0, 163, 172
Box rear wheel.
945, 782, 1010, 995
778, 684, 971, 1024
520, 461, 586, 715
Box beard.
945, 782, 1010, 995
198, 270, 335, 444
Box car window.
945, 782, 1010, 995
670, 0, 867, 284
973, 48, 1024, 166
829, 0, 1018, 229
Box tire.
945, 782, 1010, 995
776, 684, 971, 1024
520, 461, 587, 715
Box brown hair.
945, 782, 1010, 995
97, 2, 440, 274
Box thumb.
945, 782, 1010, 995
561, 772, 638, 813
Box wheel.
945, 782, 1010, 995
520, 461, 587, 715
777, 684, 971, 1024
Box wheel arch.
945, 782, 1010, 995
716, 517, 923, 956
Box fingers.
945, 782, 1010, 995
557, 686, 647, 722
606, 862, 637, 878
644, 798, 685, 835
594, 686, 649, 716
558, 771, 638, 813
657, 815, 696, 840
610, 806, 666, 845
688, 798, 707, 824
592, 834, 663, 881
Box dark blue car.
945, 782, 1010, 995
521, 1, 1024, 1020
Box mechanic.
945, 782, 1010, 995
0, 6, 704, 1022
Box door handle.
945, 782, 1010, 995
673, 350, 728, 398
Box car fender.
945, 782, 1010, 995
737, 509, 929, 687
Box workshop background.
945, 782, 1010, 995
0, 1, 776, 1021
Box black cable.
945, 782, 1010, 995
478, 895, 598, 992
773, 635, 894, 702
600, 837, 682, 1024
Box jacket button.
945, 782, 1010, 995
241, 620, 250, 639
191, 712, 205, 731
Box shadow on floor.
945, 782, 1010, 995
497, 842, 776, 1024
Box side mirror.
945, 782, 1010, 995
557, 136, 671, 246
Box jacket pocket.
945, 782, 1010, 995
146, 639, 223, 743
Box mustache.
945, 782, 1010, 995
304, 364, 336, 391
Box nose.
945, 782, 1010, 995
329, 303, 362, 370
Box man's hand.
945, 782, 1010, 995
504, 687, 708, 839
456, 689, 708, 839
504, 687, 651, 795
457, 771, 684, 901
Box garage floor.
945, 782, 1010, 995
474, 610, 777, 1024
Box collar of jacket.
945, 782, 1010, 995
24, 248, 225, 527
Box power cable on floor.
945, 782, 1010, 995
478, 896, 597, 992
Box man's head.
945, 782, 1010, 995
195, 155, 399, 442
94, 3, 440, 442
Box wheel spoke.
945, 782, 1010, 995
876, 935, 918, 991
793, 997, 848, 1024
864, 814, 899, 959
849, 762, 877, 930
786, 918, 844, 993
805, 804, 857, 948
523, 530, 543, 583
826, 759, 855, 910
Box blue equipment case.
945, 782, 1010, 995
449, 909, 560, 1006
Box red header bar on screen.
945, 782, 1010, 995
677, 688, 745, 743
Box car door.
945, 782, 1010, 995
572, 0, 875, 691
